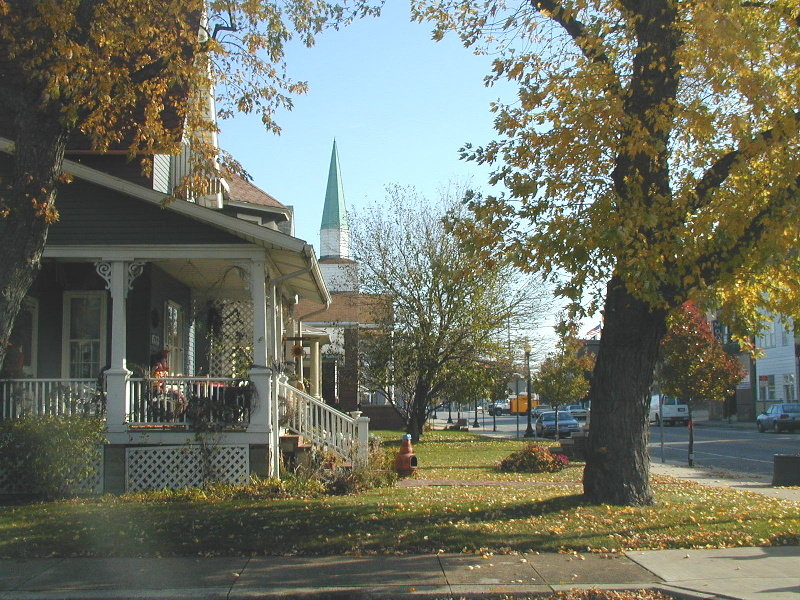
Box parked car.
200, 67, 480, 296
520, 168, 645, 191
489, 400, 510, 416
531, 405, 553, 419
563, 404, 588, 421
649, 395, 690, 426
756, 403, 800, 433
534, 411, 582, 438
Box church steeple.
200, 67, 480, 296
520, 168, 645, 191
320, 140, 349, 260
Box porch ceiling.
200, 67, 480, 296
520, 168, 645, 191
154, 249, 325, 302
155, 259, 251, 300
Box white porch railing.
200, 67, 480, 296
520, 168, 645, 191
278, 380, 369, 464
0, 378, 103, 420
128, 376, 251, 428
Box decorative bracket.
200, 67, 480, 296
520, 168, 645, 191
127, 262, 145, 295
94, 261, 112, 290
95, 261, 146, 298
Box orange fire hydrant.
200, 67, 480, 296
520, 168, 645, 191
394, 434, 418, 476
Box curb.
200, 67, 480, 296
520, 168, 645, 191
0, 587, 732, 600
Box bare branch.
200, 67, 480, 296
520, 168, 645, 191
531, 0, 620, 81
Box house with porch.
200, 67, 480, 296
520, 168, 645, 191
0, 136, 368, 494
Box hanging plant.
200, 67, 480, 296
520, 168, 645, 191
204, 302, 223, 340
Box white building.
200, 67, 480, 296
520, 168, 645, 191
753, 314, 797, 413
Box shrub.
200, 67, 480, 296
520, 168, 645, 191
0, 415, 105, 499
120, 475, 327, 502
298, 436, 398, 495
498, 443, 570, 473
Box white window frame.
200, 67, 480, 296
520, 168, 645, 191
164, 300, 185, 375
20, 297, 38, 377
61, 291, 107, 379
6, 297, 39, 377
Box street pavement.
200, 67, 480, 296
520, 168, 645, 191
1, 418, 797, 600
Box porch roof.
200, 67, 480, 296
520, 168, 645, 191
0, 137, 331, 306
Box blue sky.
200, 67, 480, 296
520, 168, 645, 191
218, 3, 513, 248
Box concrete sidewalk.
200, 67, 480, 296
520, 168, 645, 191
0, 546, 798, 600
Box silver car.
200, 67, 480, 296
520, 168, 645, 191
756, 403, 800, 433
535, 411, 582, 438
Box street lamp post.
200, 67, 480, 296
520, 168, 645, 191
524, 342, 535, 438
447, 400, 453, 424
473, 396, 480, 428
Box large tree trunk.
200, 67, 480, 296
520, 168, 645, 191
0, 115, 68, 371
687, 402, 694, 467
582, 276, 668, 506
406, 377, 431, 442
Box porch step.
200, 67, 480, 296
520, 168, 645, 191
279, 434, 313, 471
279, 434, 312, 452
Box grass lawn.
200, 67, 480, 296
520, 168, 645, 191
1, 430, 797, 558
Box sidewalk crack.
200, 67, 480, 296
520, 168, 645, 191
14, 557, 66, 591
227, 556, 251, 599
436, 554, 455, 598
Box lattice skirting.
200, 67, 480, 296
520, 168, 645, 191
0, 452, 103, 495
125, 445, 250, 492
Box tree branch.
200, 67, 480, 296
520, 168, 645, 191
696, 174, 800, 285
687, 111, 800, 212
532, 0, 614, 70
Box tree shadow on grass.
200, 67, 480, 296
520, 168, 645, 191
0, 494, 45, 506
0, 491, 593, 558
4, 485, 795, 559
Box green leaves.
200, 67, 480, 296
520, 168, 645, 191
0, 415, 106, 499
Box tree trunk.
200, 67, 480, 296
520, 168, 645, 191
0, 115, 68, 372
687, 402, 694, 467
406, 378, 431, 442
582, 276, 668, 506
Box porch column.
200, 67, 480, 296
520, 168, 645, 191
248, 259, 269, 435
96, 260, 143, 433
310, 340, 320, 397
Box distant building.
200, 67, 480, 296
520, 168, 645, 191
747, 314, 797, 418
294, 141, 403, 429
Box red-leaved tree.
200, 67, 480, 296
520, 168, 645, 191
658, 302, 746, 466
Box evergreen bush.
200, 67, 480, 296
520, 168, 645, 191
0, 415, 105, 499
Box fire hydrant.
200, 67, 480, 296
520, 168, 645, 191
394, 434, 418, 476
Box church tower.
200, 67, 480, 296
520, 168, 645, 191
319, 140, 358, 292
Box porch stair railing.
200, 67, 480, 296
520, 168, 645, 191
0, 378, 102, 420
277, 379, 369, 465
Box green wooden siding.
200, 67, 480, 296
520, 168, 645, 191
47, 178, 249, 246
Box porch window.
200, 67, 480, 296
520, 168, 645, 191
2, 297, 38, 377
164, 300, 185, 375
62, 292, 107, 379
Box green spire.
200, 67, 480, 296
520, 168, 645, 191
321, 139, 348, 231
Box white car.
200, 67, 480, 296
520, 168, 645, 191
489, 400, 510, 415
563, 404, 588, 420
649, 395, 690, 426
